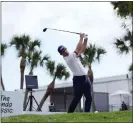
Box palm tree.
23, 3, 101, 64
111, 2, 132, 18
79, 43, 106, 112
111, 2, 133, 72
129, 63, 133, 71
37, 60, 70, 111
1, 43, 8, 91
23, 48, 50, 111
114, 29, 132, 54
114, 29, 133, 71
10, 35, 41, 89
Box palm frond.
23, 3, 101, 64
10, 34, 31, 57
121, 22, 128, 29
27, 50, 42, 74
1, 43, 7, 56
83, 44, 97, 65
19, 34, 31, 49
129, 38, 133, 48
111, 2, 132, 18
56, 63, 66, 73
80, 43, 106, 68
114, 38, 129, 54
123, 30, 132, 41
31, 50, 42, 68
64, 71, 70, 80
111, 2, 119, 9
55, 63, 70, 80
96, 47, 106, 62
45, 60, 55, 76
124, 30, 133, 49
10, 36, 22, 50
28, 40, 41, 52
40, 54, 50, 67
26, 51, 32, 64
129, 63, 133, 71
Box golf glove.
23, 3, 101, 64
84, 34, 88, 40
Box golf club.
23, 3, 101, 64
43, 28, 87, 36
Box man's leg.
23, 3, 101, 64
68, 87, 83, 113
83, 79, 92, 112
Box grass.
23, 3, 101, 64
2, 110, 132, 122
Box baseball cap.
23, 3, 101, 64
58, 45, 66, 54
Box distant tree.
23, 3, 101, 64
23, 48, 49, 111
1, 43, 8, 90
111, 2, 132, 18
111, 2, 133, 71
10, 35, 41, 89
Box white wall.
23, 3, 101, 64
1, 91, 65, 117
94, 79, 129, 94
31, 90, 50, 112
0, 85, 2, 91
16, 89, 50, 112
1, 91, 23, 117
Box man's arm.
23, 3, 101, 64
77, 35, 88, 56
74, 33, 84, 54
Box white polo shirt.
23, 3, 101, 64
63, 52, 87, 76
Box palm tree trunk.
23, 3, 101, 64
88, 66, 96, 112
23, 89, 29, 111
91, 85, 96, 112
37, 75, 56, 111
23, 72, 33, 111
20, 57, 26, 89
1, 76, 5, 91
20, 69, 24, 89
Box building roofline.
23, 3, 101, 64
37, 73, 131, 91
15, 73, 132, 92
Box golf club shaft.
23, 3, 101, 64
47, 28, 80, 35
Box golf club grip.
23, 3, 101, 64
48, 28, 80, 35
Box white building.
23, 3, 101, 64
93, 73, 132, 111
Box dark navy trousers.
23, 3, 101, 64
68, 75, 92, 113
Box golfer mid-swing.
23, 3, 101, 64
57, 33, 92, 113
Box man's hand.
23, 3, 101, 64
77, 33, 88, 56
84, 34, 88, 40
80, 33, 85, 39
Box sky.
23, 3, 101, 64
2, 2, 131, 91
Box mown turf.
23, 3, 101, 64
2, 110, 132, 122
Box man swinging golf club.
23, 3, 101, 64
57, 33, 92, 113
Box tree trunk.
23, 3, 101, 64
1, 76, 5, 91
20, 57, 26, 89
88, 66, 96, 112
20, 69, 24, 89
23, 72, 33, 111
91, 85, 96, 112
29, 68, 33, 75
37, 75, 56, 111
23, 89, 29, 111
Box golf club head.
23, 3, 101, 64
43, 28, 47, 32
